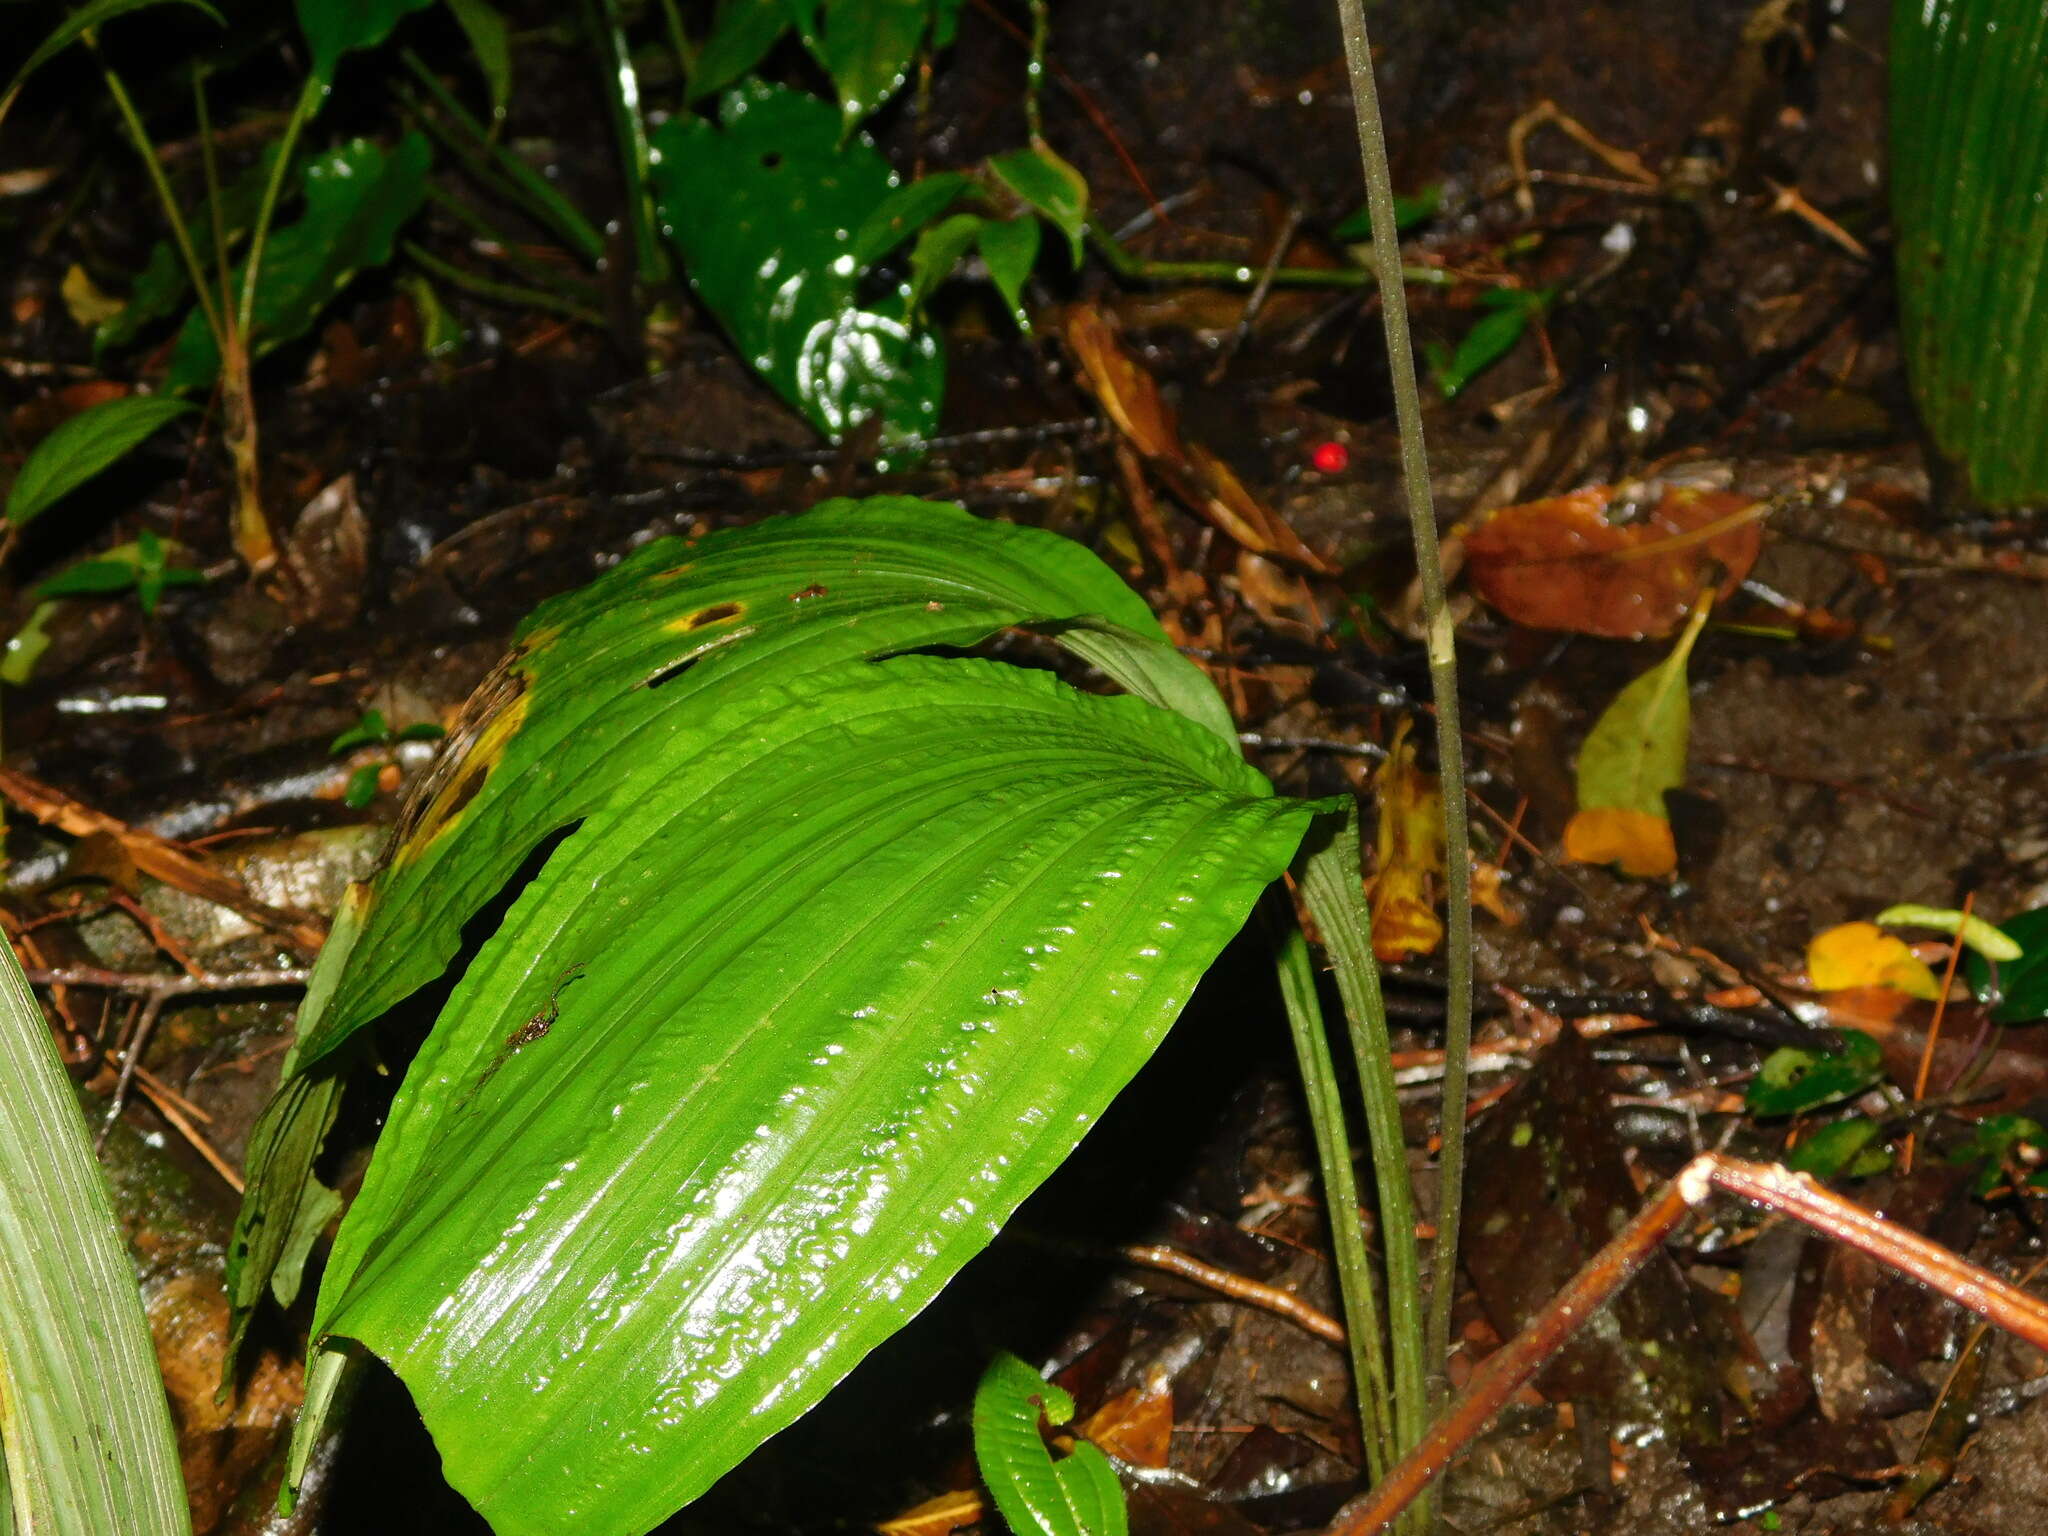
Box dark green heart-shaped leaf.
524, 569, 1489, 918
989, 143, 1088, 267
979, 214, 1042, 329
1965, 907, 2048, 1024
650, 83, 942, 446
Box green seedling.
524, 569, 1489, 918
329, 708, 447, 809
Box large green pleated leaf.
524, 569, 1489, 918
227, 496, 1235, 1393
311, 650, 1310, 1534
1892, 0, 2048, 505
0, 921, 187, 1535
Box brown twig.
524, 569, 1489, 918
1120, 1243, 1346, 1344
21, 966, 312, 1148
1324, 1154, 2048, 1536
0, 768, 328, 956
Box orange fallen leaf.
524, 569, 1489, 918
1074, 1368, 1173, 1468
1561, 806, 1676, 878
1464, 483, 1762, 639
874, 1489, 983, 1536
1368, 718, 1445, 961
1806, 922, 1942, 1001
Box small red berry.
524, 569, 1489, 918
1310, 440, 1350, 474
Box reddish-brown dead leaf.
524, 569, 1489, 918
873, 1489, 984, 1536
1074, 1368, 1174, 1468
1464, 484, 1763, 639
1368, 719, 1445, 961
1561, 805, 1677, 878
1061, 304, 1335, 573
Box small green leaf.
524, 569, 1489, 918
1948, 1114, 2047, 1195
1746, 1030, 1885, 1116
989, 143, 1089, 267
1964, 906, 2048, 1024
805, 0, 930, 126
973, 1353, 1128, 1536
1331, 183, 1442, 242
36, 559, 142, 599
908, 211, 986, 313
5, 395, 194, 527
343, 765, 385, 809
850, 171, 974, 266
687, 0, 790, 100
3, 0, 224, 114
442, 0, 511, 122
34, 538, 203, 605
331, 709, 392, 754
1786, 1117, 1888, 1178
297, 0, 435, 84
1875, 904, 2022, 962
978, 214, 1041, 330
166, 134, 432, 391
397, 720, 448, 743
1433, 288, 1552, 399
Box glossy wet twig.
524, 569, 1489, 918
1322, 1153, 2048, 1536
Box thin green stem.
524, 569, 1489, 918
1266, 899, 1396, 1486
192, 67, 232, 325
1087, 219, 1452, 291
585, 0, 665, 283
402, 240, 608, 328
237, 73, 322, 342
424, 186, 608, 307
1024, 0, 1049, 141
656, 0, 695, 79
95, 50, 223, 345
1331, 0, 1474, 1468
401, 49, 607, 265
1298, 813, 1426, 1466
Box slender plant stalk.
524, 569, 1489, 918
1297, 815, 1425, 1465
1024, 0, 1049, 141
1330, 0, 1474, 1430
1088, 220, 1452, 290
93, 52, 223, 345
401, 240, 608, 328
401, 50, 608, 264
585, 0, 666, 283
1266, 899, 1397, 1485
422, 187, 608, 308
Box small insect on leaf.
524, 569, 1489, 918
1806, 922, 1943, 1001
1563, 596, 1711, 878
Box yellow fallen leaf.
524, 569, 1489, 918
1807, 922, 1942, 1001
1367, 718, 1445, 961
1561, 806, 1677, 878
875, 1488, 984, 1536
61, 264, 125, 329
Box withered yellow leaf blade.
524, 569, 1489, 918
875, 1489, 984, 1536
1367, 718, 1445, 962
1561, 806, 1678, 878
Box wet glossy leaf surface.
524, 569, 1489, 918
1965, 906, 2048, 1023
246, 498, 1309, 1535
651, 82, 943, 446
1746, 1030, 1885, 1116
974, 1352, 1128, 1536
990, 143, 1089, 267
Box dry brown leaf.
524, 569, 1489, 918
1074, 1367, 1174, 1468
874, 1489, 984, 1536
1061, 304, 1335, 573
1464, 484, 1762, 639
1368, 718, 1445, 961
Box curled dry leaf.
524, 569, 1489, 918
874, 1489, 984, 1536
1072, 1368, 1174, 1468
1368, 718, 1445, 961
1464, 483, 1763, 639
1061, 304, 1335, 574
